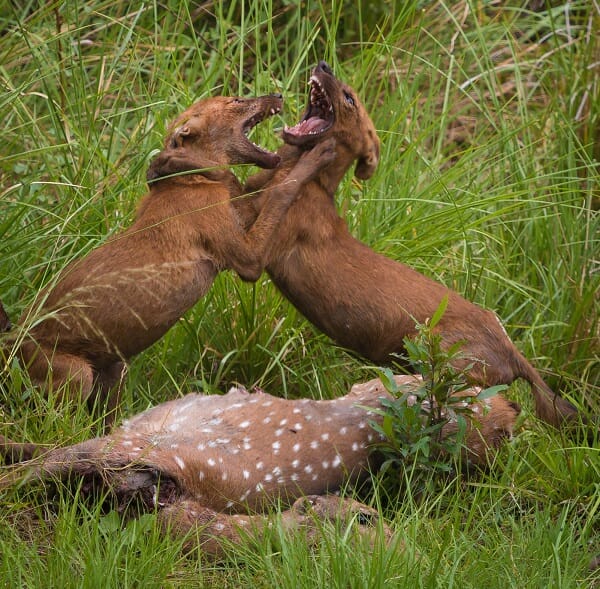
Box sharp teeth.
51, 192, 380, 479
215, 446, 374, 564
309, 76, 324, 92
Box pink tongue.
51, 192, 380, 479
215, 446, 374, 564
288, 116, 325, 135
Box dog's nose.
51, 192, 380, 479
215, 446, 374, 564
317, 61, 333, 75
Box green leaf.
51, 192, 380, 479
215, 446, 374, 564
429, 295, 449, 329
375, 367, 398, 394
476, 384, 509, 401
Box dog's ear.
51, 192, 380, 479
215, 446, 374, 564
147, 124, 194, 181
169, 125, 191, 148
354, 133, 380, 180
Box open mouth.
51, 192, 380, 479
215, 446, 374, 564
283, 76, 334, 144
243, 104, 282, 151
241, 101, 283, 167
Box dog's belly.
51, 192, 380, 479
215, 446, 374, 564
31, 258, 218, 360
268, 244, 432, 361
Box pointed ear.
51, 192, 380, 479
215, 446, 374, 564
169, 125, 191, 148
354, 133, 380, 180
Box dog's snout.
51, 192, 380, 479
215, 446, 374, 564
317, 61, 333, 75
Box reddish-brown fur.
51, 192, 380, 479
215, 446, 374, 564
242, 62, 580, 428
0, 375, 515, 555
3, 95, 334, 421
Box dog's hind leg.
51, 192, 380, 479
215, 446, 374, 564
19, 341, 95, 404
0, 301, 11, 332
94, 361, 127, 430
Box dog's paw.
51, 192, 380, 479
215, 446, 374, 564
293, 138, 337, 181
309, 138, 337, 166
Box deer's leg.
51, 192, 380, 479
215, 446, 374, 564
0, 435, 41, 464
284, 495, 394, 548
157, 499, 261, 558
158, 494, 394, 559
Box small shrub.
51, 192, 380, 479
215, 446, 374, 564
369, 297, 507, 497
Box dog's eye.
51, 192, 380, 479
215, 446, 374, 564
232, 98, 245, 104
344, 92, 355, 106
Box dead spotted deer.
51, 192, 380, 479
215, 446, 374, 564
1, 95, 334, 424
0, 375, 518, 556
241, 61, 581, 428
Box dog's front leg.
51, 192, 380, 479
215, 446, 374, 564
223, 139, 337, 282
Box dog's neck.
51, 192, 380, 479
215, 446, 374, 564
182, 167, 242, 194
277, 143, 356, 197
147, 149, 242, 191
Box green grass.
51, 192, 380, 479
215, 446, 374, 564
0, 0, 598, 587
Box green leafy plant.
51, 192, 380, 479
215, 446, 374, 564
370, 297, 507, 497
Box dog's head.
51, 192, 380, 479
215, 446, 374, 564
282, 61, 380, 180
148, 94, 283, 182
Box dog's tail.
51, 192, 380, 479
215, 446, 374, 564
514, 351, 581, 427
0, 300, 11, 332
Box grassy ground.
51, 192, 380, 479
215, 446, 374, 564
0, 1, 598, 587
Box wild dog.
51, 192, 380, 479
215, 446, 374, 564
241, 61, 580, 428
0, 375, 516, 555
4, 95, 335, 422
